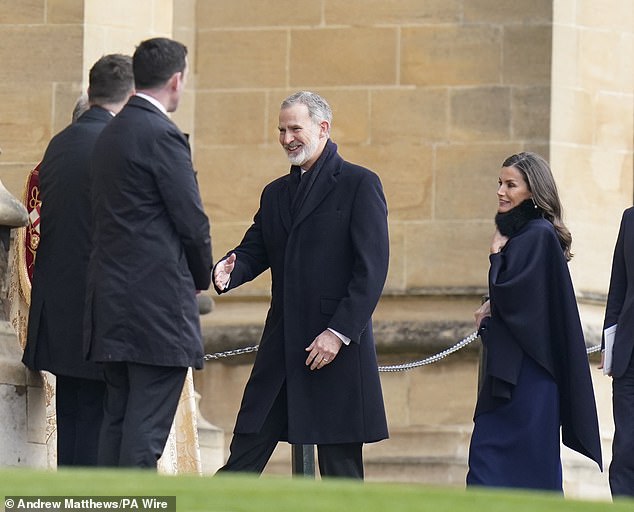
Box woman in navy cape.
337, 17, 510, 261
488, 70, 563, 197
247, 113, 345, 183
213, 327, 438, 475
467, 152, 602, 491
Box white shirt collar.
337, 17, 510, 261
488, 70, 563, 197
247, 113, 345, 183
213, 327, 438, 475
135, 93, 167, 115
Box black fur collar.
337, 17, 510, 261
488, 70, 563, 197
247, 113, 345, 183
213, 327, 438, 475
495, 199, 542, 237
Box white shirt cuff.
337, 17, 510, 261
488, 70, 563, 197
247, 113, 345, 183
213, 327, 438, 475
328, 328, 350, 345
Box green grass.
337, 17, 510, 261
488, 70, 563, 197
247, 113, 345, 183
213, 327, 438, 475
0, 468, 632, 512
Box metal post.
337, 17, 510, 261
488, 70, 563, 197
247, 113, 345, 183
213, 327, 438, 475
291, 444, 315, 478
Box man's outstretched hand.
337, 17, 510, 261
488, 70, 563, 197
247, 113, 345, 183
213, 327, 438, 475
213, 253, 236, 290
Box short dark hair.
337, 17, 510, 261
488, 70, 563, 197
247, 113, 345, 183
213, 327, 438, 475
133, 37, 188, 89
88, 54, 134, 105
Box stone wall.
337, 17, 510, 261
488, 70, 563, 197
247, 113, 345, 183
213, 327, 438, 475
0, 0, 630, 487
0, 0, 190, 195
194, 0, 553, 297
0, 0, 84, 194
551, 0, 634, 297
1, 1, 631, 300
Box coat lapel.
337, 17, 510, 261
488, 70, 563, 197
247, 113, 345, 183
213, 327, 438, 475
278, 176, 293, 234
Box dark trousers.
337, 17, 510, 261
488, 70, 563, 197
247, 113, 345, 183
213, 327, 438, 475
611, 354, 634, 497
97, 362, 187, 469
217, 384, 364, 479
55, 375, 106, 466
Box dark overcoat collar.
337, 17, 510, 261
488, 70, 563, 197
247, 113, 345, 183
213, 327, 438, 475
279, 139, 342, 233
125, 95, 179, 128
77, 105, 114, 124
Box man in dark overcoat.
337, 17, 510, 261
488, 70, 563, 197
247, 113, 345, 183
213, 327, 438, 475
603, 207, 634, 497
214, 91, 389, 479
84, 38, 212, 468
23, 54, 134, 466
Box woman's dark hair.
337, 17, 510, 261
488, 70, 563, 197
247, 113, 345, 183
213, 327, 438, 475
502, 152, 573, 261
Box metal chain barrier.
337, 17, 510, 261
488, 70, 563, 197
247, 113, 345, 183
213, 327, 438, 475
204, 345, 259, 360
204, 334, 603, 370
377, 331, 479, 372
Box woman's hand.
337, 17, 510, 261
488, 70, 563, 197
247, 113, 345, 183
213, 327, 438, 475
474, 299, 491, 330
491, 229, 509, 254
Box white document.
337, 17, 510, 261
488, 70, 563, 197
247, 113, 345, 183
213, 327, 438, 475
603, 324, 617, 375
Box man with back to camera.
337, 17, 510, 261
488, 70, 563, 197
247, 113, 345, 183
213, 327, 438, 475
213, 91, 390, 479
85, 38, 212, 468
22, 54, 134, 466
602, 208, 634, 498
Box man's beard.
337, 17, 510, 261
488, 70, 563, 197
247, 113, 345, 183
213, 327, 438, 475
286, 134, 319, 166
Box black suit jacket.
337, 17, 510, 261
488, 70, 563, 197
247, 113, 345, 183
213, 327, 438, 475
85, 96, 212, 369
216, 140, 389, 444
23, 106, 113, 380
604, 207, 634, 378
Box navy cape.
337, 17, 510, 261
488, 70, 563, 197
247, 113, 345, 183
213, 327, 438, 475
477, 218, 602, 469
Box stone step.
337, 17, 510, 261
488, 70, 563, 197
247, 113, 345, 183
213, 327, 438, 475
366, 456, 467, 485
560, 443, 611, 501
256, 426, 612, 501
259, 426, 472, 480
262, 453, 469, 484
364, 425, 472, 460
264, 456, 610, 494
562, 462, 610, 501
257, 424, 473, 464
262, 444, 292, 477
